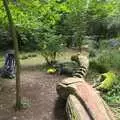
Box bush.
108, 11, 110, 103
27, 53, 37, 58
90, 50, 120, 73
21, 55, 29, 60
89, 49, 96, 57
0, 28, 13, 50
102, 75, 120, 104
39, 31, 65, 65
89, 59, 108, 73
100, 50, 120, 70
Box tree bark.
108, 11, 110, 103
3, 0, 21, 110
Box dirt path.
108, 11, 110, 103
0, 70, 66, 120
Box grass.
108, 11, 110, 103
112, 107, 120, 120
0, 49, 78, 68
0, 56, 4, 68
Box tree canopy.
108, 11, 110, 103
0, 0, 120, 51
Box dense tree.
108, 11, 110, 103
0, 0, 68, 51
56, 0, 88, 48
1, 0, 120, 52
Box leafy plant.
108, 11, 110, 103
90, 49, 120, 73
39, 31, 64, 65
96, 72, 117, 91
102, 75, 120, 104
89, 48, 96, 57
89, 59, 108, 73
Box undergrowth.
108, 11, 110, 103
88, 39, 120, 115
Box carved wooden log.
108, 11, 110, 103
71, 54, 89, 78
56, 77, 84, 100
57, 54, 115, 120
74, 81, 115, 120
66, 95, 91, 120
57, 78, 115, 120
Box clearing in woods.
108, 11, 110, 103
0, 69, 66, 120
0, 50, 78, 120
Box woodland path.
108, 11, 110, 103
0, 69, 66, 120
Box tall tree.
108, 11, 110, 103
3, 0, 21, 110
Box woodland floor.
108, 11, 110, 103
0, 67, 66, 120
0, 49, 119, 120
0, 49, 77, 120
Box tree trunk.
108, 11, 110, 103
3, 0, 21, 110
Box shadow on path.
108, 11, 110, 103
54, 97, 66, 120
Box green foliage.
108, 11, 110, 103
27, 53, 37, 58
102, 75, 120, 104
0, 27, 14, 50
1, 0, 120, 51
39, 31, 64, 65
20, 53, 37, 60
99, 50, 120, 70
21, 55, 28, 60
90, 48, 120, 73
89, 39, 120, 110
96, 72, 117, 91
89, 48, 96, 57
0, 0, 69, 51
87, 0, 108, 36
56, 0, 87, 48
89, 59, 108, 73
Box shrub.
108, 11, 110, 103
99, 50, 120, 70
90, 49, 120, 73
102, 75, 120, 104
21, 55, 29, 60
31, 54, 37, 57
89, 59, 108, 73
39, 31, 65, 65
27, 53, 37, 58
96, 72, 117, 91
89, 49, 96, 57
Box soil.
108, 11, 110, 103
0, 69, 66, 120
